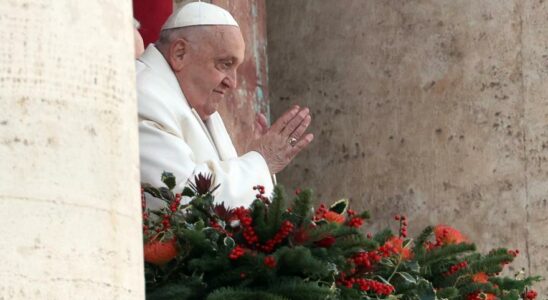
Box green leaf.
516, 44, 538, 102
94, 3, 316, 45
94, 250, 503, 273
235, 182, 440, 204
403, 261, 420, 273
143, 186, 162, 199
329, 198, 349, 214
182, 186, 195, 197
223, 236, 235, 248
416, 279, 436, 300
161, 171, 177, 190
398, 272, 417, 284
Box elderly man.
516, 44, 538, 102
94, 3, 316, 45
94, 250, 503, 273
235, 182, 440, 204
137, 2, 312, 208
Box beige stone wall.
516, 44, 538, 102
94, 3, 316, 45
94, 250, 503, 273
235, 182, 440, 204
267, 0, 548, 294
0, 0, 144, 299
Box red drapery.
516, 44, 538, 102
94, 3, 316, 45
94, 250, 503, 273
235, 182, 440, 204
133, 0, 173, 47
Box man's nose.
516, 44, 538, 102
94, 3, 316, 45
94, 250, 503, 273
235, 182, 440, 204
222, 71, 237, 89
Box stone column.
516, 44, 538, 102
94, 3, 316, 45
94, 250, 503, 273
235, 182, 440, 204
267, 0, 548, 293
0, 1, 144, 299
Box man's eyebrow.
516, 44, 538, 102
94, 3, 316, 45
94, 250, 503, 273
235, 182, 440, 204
217, 56, 237, 63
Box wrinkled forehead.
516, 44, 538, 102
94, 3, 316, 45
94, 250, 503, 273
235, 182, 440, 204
195, 26, 245, 59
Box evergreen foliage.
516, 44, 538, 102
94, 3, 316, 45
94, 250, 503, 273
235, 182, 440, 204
142, 173, 541, 299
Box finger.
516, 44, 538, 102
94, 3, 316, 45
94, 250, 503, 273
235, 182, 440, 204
270, 105, 300, 133
256, 113, 269, 134
288, 133, 314, 158
288, 114, 311, 140
281, 107, 309, 136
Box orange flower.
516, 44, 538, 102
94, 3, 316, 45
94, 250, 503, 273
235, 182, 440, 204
467, 292, 496, 300
385, 236, 413, 260
434, 224, 467, 245
144, 238, 178, 266
324, 211, 345, 224
471, 272, 489, 284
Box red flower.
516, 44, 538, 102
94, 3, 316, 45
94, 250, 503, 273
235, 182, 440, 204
144, 238, 178, 266
384, 236, 413, 260
471, 272, 489, 284
324, 211, 345, 224
191, 173, 214, 195
315, 236, 336, 248
434, 224, 467, 245
467, 292, 496, 300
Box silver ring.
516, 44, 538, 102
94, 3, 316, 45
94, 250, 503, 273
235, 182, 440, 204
288, 137, 298, 146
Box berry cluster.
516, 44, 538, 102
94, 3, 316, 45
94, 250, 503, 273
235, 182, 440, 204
142, 188, 150, 234
260, 220, 294, 252
313, 204, 328, 222
253, 185, 270, 204
466, 292, 496, 300
524, 289, 538, 300
337, 275, 394, 296
395, 215, 408, 237
352, 251, 383, 270
263, 256, 277, 268
377, 240, 400, 257
234, 207, 259, 245
161, 213, 171, 231
425, 227, 449, 250
501, 249, 520, 266
348, 217, 364, 228
169, 193, 181, 212
229, 245, 246, 260
443, 261, 468, 276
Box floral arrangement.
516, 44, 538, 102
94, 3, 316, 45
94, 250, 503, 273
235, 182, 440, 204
142, 172, 541, 300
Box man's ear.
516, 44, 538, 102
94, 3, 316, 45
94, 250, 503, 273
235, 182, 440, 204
167, 38, 189, 72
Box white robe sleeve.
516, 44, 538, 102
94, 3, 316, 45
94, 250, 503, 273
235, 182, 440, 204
138, 101, 273, 210
137, 45, 273, 209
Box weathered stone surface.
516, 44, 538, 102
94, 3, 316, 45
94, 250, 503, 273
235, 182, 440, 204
0, 0, 143, 298
267, 0, 547, 293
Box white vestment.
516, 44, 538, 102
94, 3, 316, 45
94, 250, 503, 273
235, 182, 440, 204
137, 45, 273, 209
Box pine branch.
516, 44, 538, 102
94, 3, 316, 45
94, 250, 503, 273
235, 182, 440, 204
267, 186, 287, 237
266, 279, 334, 300
412, 226, 433, 258
373, 228, 394, 245
206, 287, 290, 300
251, 200, 269, 242
291, 189, 313, 227
419, 243, 476, 267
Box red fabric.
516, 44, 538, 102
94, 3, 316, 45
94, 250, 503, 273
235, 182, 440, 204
133, 0, 173, 47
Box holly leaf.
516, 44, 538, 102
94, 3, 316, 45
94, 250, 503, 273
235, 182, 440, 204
416, 279, 436, 300
223, 237, 235, 248
143, 185, 162, 198
329, 198, 349, 214
398, 272, 417, 284
161, 172, 177, 190
159, 187, 174, 201
403, 261, 420, 273
182, 187, 195, 197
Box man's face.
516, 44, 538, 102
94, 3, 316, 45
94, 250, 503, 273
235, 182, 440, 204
177, 26, 245, 120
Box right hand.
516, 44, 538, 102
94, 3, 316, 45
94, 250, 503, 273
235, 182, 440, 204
249, 105, 314, 174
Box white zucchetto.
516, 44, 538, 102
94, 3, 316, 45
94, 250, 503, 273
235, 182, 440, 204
162, 1, 239, 30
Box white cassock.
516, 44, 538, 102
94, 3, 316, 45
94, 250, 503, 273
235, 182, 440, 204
136, 45, 273, 209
